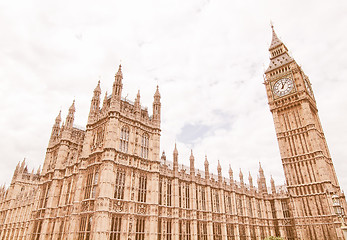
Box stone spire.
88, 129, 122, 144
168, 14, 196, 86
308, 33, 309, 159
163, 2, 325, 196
102, 91, 108, 110
50, 110, 61, 141
269, 24, 283, 50
65, 100, 75, 129
112, 64, 123, 101
258, 162, 268, 194
204, 155, 209, 179
88, 81, 101, 122
239, 169, 244, 185
229, 164, 233, 182
189, 150, 195, 175
248, 172, 253, 188
135, 90, 141, 114
217, 160, 222, 182
173, 143, 178, 172
265, 25, 294, 73
152, 85, 161, 125
271, 175, 276, 194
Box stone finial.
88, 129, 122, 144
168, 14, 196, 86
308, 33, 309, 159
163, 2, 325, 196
204, 155, 209, 179
239, 168, 244, 184
271, 175, 276, 194
229, 164, 233, 181
217, 160, 222, 175
248, 172, 253, 188
173, 143, 178, 172
154, 85, 160, 99
94, 80, 101, 94
161, 151, 166, 161
115, 64, 123, 79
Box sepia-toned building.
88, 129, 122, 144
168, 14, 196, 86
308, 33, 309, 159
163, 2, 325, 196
0, 27, 346, 240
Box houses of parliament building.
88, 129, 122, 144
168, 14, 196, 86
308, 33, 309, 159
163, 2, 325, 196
0, 27, 346, 240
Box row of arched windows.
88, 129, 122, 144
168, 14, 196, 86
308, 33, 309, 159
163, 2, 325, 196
119, 126, 149, 159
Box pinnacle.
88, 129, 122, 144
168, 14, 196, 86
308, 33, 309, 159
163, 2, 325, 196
115, 64, 123, 78
94, 80, 101, 93
269, 24, 283, 50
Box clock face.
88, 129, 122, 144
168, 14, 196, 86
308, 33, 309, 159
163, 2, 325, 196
273, 78, 294, 97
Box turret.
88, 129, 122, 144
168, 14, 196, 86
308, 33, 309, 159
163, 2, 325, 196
153, 85, 161, 125
248, 172, 253, 188
239, 169, 244, 186
229, 164, 233, 182
49, 111, 61, 142
134, 90, 141, 115
204, 155, 209, 179
112, 64, 123, 101
258, 162, 268, 194
88, 81, 101, 123
189, 150, 195, 175
173, 143, 178, 172
65, 100, 75, 129
271, 176, 276, 194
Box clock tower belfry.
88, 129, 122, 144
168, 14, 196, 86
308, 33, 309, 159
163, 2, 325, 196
264, 26, 346, 240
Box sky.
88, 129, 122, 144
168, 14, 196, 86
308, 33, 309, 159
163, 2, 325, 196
0, 0, 347, 193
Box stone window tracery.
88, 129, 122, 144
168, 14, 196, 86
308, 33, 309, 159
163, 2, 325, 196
119, 127, 129, 153
158, 218, 172, 240
158, 177, 172, 206
197, 221, 208, 240
110, 215, 121, 240
213, 223, 222, 240
114, 169, 125, 200
135, 217, 145, 240
140, 133, 149, 159
179, 181, 190, 209
84, 167, 99, 200
78, 215, 92, 240
138, 175, 147, 203
179, 220, 191, 240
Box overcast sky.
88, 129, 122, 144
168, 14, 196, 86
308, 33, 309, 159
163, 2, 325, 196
1, 0, 347, 193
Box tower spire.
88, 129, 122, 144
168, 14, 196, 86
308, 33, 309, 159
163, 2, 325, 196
173, 143, 178, 172
65, 100, 75, 129
112, 64, 123, 101
88, 81, 101, 123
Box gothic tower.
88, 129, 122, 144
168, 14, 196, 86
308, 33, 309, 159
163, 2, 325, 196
264, 26, 346, 239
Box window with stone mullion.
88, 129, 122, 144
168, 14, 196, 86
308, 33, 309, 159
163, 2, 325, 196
140, 134, 149, 159
109, 215, 121, 240
114, 170, 125, 200
78, 215, 92, 240
119, 127, 129, 153
137, 175, 147, 203
84, 168, 99, 200
135, 218, 145, 240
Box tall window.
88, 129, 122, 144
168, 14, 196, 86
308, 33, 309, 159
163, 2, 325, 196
257, 200, 262, 218
226, 224, 235, 240
179, 182, 190, 209
138, 175, 147, 203
225, 193, 232, 214
135, 218, 145, 240
114, 169, 125, 199
179, 220, 191, 240
78, 215, 92, 240
140, 133, 149, 159
213, 223, 222, 240
120, 127, 129, 153
84, 168, 99, 199
110, 215, 122, 240
236, 195, 243, 215
158, 177, 172, 206
65, 181, 72, 205
39, 183, 51, 208
211, 189, 220, 213
197, 222, 208, 240
31, 220, 43, 240
158, 218, 172, 240
248, 197, 253, 217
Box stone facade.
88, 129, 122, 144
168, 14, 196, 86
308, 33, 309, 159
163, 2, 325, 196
0, 27, 346, 240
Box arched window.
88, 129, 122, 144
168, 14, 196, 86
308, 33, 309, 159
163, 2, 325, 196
119, 127, 129, 153
141, 133, 149, 159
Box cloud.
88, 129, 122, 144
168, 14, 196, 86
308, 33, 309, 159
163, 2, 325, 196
0, 0, 346, 195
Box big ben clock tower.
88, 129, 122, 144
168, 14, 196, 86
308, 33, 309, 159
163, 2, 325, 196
264, 26, 347, 239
